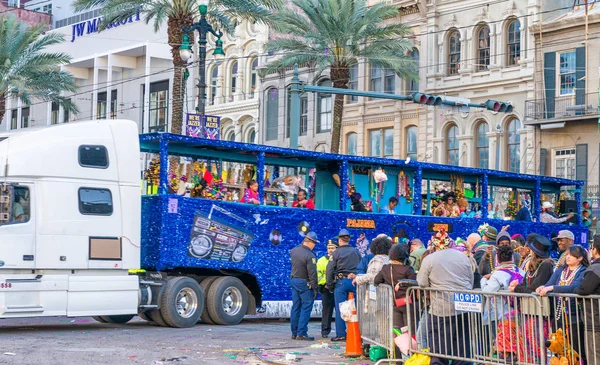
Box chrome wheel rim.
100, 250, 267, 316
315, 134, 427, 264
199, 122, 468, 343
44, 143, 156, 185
222, 286, 243, 316
176, 288, 198, 318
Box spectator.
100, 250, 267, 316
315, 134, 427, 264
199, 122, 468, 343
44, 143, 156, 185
455, 238, 478, 275
540, 201, 573, 223
317, 239, 338, 338
381, 197, 398, 214
375, 244, 416, 330
351, 235, 392, 285
350, 192, 367, 212
508, 234, 554, 293
417, 230, 473, 365
292, 189, 315, 209
552, 230, 575, 269
575, 234, 600, 362
479, 231, 521, 278
408, 238, 426, 272
472, 225, 497, 289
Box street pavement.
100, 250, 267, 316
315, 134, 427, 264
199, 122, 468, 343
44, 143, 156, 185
0, 317, 376, 365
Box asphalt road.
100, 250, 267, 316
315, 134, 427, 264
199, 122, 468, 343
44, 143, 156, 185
0, 317, 361, 365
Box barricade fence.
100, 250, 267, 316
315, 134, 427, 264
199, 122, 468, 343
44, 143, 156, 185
358, 285, 600, 365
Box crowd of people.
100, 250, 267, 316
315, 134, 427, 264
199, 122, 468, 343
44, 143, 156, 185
289, 225, 600, 365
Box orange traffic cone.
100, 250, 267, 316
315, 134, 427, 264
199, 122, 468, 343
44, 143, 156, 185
344, 292, 362, 358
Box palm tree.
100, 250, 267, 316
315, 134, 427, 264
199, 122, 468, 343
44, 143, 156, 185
264, 0, 416, 153
0, 15, 77, 126
73, 0, 282, 135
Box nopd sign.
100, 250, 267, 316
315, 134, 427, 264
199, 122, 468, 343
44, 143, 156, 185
71, 13, 141, 42
453, 292, 483, 313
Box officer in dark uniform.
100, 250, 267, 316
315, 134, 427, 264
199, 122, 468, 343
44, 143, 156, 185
289, 231, 319, 341
325, 229, 361, 342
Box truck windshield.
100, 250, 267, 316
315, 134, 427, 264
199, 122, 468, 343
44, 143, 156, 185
0, 185, 30, 225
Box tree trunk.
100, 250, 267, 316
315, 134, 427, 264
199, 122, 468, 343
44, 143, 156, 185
167, 16, 193, 135
0, 93, 5, 128
329, 65, 350, 154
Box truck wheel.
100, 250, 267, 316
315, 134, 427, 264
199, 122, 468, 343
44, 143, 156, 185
160, 277, 204, 328
138, 312, 152, 322
92, 316, 107, 323
148, 309, 169, 327
100, 315, 135, 324
199, 277, 219, 324
206, 276, 248, 325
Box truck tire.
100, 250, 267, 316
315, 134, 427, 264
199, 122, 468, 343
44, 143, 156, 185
206, 276, 248, 325
159, 277, 204, 328
100, 314, 135, 324
199, 277, 219, 324
138, 312, 152, 322
92, 316, 107, 323
148, 309, 169, 327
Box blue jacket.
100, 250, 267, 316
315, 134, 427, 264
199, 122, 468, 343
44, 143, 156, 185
515, 206, 532, 222
357, 253, 374, 275
545, 266, 586, 322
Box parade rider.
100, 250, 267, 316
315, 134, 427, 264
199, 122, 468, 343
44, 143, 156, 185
317, 239, 338, 338
540, 201, 574, 223
289, 231, 319, 341
326, 229, 362, 342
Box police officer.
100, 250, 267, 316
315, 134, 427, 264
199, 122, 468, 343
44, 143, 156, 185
317, 239, 338, 338
326, 229, 362, 342
290, 231, 319, 341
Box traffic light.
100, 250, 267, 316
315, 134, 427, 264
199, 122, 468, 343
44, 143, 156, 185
485, 100, 513, 113
412, 93, 442, 106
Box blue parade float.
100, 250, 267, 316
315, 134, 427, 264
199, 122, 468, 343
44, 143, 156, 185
139, 132, 588, 314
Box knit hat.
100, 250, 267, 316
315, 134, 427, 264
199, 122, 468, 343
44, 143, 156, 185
528, 234, 551, 259
496, 231, 511, 245
430, 229, 454, 250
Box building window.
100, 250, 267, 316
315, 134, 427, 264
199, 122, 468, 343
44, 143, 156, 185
507, 19, 521, 66
406, 126, 417, 160
148, 80, 169, 132
554, 148, 576, 180
265, 88, 279, 141
51, 102, 59, 125
97, 90, 117, 119
226, 131, 235, 141
384, 68, 395, 94
78, 188, 113, 216
211, 66, 218, 105
348, 63, 358, 103
10, 109, 17, 130
369, 128, 393, 157
558, 51, 576, 95
248, 129, 256, 144
64, 99, 71, 123
448, 30, 461, 75
346, 132, 357, 155
408, 49, 420, 93
507, 119, 521, 172
286, 88, 308, 137
21, 107, 29, 128
447, 125, 459, 166
317, 79, 332, 133
477, 25, 490, 71
476, 122, 489, 169
250, 58, 258, 98
370, 64, 382, 94
230, 60, 238, 98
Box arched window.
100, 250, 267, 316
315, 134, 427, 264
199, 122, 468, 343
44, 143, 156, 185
477, 25, 490, 71
210, 66, 218, 105
248, 129, 256, 144
507, 19, 521, 66
448, 30, 461, 75
408, 49, 420, 93
250, 58, 258, 98
226, 130, 235, 141
230, 60, 238, 97
265, 88, 279, 141
447, 125, 459, 166
317, 79, 332, 133
476, 122, 489, 168
507, 119, 521, 172
406, 126, 417, 160
346, 132, 357, 155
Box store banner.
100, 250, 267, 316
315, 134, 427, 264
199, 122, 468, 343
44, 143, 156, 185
186, 114, 221, 140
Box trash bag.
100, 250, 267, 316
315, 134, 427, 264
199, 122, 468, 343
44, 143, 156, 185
404, 350, 431, 365
339, 298, 356, 322
369, 346, 388, 362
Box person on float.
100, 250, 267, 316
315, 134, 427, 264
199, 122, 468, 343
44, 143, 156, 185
325, 229, 362, 342
381, 197, 398, 214
433, 191, 460, 217
289, 231, 319, 341
316, 239, 338, 338
537, 245, 589, 364
350, 192, 367, 212
553, 230, 575, 269
241, 180, 260, 204
292, 189, 315, 210
540, 201, 574, 223
575, 234, 600, 362
515, 200, 532, 221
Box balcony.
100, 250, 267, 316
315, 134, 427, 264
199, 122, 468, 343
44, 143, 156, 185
525, 92, 599, 121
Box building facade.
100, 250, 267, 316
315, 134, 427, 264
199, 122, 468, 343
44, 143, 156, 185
1, 0, 52, 26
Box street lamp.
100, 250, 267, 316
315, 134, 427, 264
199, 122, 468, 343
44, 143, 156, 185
179, 0, 225, 116
495, 123, 501, 170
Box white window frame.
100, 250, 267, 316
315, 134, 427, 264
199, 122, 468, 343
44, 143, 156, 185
552, 147, 576, 180
369, 128, 393, 158
557, 50, 576, 96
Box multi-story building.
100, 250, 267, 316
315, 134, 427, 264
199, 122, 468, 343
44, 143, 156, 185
0, 0, 52, 27
525, 2, 600, 186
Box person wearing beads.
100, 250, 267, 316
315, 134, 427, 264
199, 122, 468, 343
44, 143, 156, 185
472, 225, 497, 289
537, 245, 588, 364
576, 234, 600, 362
479, 230, 521, 279
552, 230, 575, 269
240, 180, 260, 205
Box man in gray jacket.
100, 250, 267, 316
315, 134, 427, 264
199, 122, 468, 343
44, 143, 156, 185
417, 230, 474, 365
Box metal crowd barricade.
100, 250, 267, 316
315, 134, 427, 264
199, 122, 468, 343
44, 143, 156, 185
356, 283, 395, 354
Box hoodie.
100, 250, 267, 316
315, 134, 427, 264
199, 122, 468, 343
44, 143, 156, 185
478, 231, 521, 277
